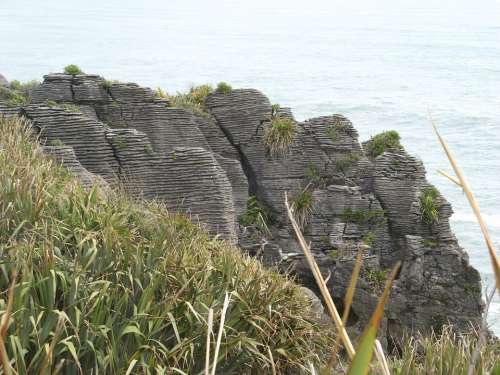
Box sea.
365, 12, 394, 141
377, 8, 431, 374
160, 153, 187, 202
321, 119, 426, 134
1, 0, 499, 333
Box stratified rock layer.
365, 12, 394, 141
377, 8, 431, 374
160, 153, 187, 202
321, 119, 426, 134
0, 72, 483, 343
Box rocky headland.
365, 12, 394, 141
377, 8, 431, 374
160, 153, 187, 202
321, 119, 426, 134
0, 71, 483, 345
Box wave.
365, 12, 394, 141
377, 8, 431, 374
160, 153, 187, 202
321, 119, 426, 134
451, 211, 500, 229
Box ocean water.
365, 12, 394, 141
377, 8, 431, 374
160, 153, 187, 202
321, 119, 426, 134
1, 0, 500, 332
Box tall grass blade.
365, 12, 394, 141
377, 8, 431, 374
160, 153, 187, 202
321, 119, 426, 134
205, 309, 214, 375
211, 293, 231, 375
327, 246, 364, 370
347, 262, 400, 375
285, 193, 356, 359
0, 271, 16, 375
431, 119, 500, 293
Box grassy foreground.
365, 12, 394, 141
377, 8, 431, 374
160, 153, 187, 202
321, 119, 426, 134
0, 115, 331, 373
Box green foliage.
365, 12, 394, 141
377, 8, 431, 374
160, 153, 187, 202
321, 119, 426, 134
341, 208, 385, 226
335, 152, 360, 173
290, 186, 314, 229
239, 196, 271, 233
271, 103, 281, 118
48, 139, 64, 146
264, 117, 296, 157
64, 64, 84, 75
365, 130, 402, 158
306, 164, 327, 187
362, 232, 375, 246
329, 250, 338, 259
115, 135, 127, 150
319, 235, 330, 245
420, 187, 440, 225
165, 84, 214, 118
0, 115, 332, 373
216, 81, 232, 94
9, 79, 40, 93
364, 268, 390, 291
326, 126, 338, 142
422, 238, 438, 248
45, 100, 81, 113
326, 122, 351, 144
61, 103, 81, 112
381, 326, 500, 375
0, 85, 31, 107
102, 79, 120, 90
144, 143, 154, 155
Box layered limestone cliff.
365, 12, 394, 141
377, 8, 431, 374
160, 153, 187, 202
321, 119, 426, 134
0, 72, 483, 344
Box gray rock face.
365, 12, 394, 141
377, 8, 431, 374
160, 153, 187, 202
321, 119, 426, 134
0, 72, 483, 342
0, 74, 8, 86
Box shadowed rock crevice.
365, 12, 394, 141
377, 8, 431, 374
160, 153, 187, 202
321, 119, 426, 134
0, 71, 483, 342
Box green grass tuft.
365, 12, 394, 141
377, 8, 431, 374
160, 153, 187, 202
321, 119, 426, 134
64, 64, 84, 75
163, 84, 214, 118
420, 187, 440, 225
290, 186, 314, 230
341, 208, 385, 226
0, 115, 332, 373
335, 152, 360, 173
0, 85, 31, 107
238, 196, 271, 233
381, 326, 500, 374
365, 130, 402, 158
264, 117, 296, 157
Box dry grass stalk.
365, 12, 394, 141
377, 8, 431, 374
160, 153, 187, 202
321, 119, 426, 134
205, 308, 214, 375
431, 118, 500, 293
284, 193, 356, 358
374, 339, 390, 375
267, 346, 277, 375
327, 246, 364, 370
211, 293, 231, 375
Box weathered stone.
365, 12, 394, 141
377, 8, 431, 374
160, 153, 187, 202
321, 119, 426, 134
0, 74, 8, 86
0, 72, 483, 343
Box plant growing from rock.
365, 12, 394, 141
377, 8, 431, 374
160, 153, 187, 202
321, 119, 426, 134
420, 187, 439, 224
271, 103, 281, 118
216, 81, 232, 94
364, 268, 390, 291
238, 196, 271, 233
263, 116, 296, 157
290, 185, 314, 229
0, 86, 30, 107
64, 64, 84, 75
48, 139, 64, 146
341, 208, 385, 226
365, 130, 402, 158
165, 84, 214, 117
362, 232, 375, 246
335, 152, 360, 174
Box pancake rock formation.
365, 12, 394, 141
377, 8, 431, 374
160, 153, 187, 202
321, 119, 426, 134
0, 71, 483, 344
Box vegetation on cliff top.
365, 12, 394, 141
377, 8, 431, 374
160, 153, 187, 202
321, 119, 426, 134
0, 79, 39, 107
0, 115, 331, 374
365, 130, 402, 158
64, 64, 84, 75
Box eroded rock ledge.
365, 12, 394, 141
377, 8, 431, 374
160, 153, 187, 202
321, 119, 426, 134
0, 72, 483, 344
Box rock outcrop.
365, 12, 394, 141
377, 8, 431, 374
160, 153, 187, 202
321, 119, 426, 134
0, 72, 483, 344
0, 73, 8, 86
